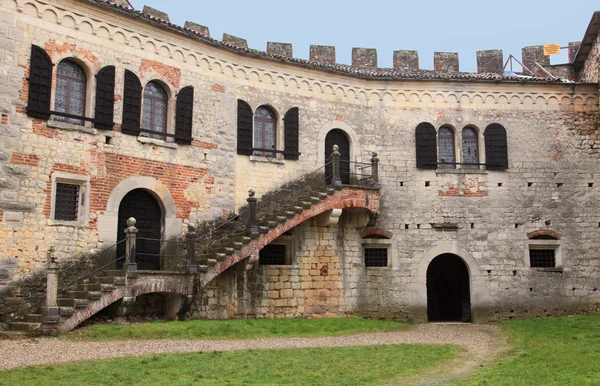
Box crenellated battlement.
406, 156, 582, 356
85, 1, 586, 81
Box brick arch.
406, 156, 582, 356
200, 187, 380, 287
527, 230, 561, 240
55, 274, 194, 333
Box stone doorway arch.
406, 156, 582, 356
426, 253, 471, 322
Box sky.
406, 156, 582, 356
128, 0, 599, 72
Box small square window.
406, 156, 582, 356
364, 248, 388, 267
259, 244, 287, 265
529, 249, 556, 268
54, 183, 80, 221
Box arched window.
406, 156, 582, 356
438, 126, 455, 168
142, 81, 168, 140
462, 127, 479, 169
254, 106, 276, 156
54, 60, 86, 125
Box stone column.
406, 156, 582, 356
186, 224, 198, 273
331, 145, 342, 186
371, 152, 380, 188
44, 247, 60, 324
247, 190, 259, 239
125, 217, 139, 277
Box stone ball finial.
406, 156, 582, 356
248, 189, 255, 197
127, 217, 136, 227
187, 224, 196, 232
333, 144, 339, 152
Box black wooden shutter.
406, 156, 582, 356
283, 107, 299, 160
175, 86, 194, 144
484, 124, 508, 170
27, 45, 53, 120
415, 123, 437, 168
94, 65, 115, 130
237, 99, 253, 155
122, 70, 142, 135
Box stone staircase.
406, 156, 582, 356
195, 187, 338, 271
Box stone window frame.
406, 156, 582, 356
258, 234, 294, 266
524, 239, 565, 271
48, 172, 90, 227
361, 238, 394, 269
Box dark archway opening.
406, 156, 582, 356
325, 129, 350, 184
427, 254, 472, 322
117, 189, 162, 270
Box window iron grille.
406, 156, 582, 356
364, 248, 388, 267
54, 183, 80, 221
259, 244, 287, 265
529, 249, 556, 268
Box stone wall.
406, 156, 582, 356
0, 0, 599, 323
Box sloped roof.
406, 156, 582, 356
89, 0, 569, 84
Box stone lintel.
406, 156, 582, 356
352, 48, 377, 67
267, 42, 293, 58
223, 33, 248, 48
310, 45, 336, 64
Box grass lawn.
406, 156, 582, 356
66, 317, 410, 341
457, 315, 600, 385
0, 344, 459, 386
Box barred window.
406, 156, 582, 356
142, 81, 167, 140
54, 183, 80, 221
462, 127, 479, 168
259, 244, 287, 265
54, 60, 86, 125
254, 106, 276, 156
438, 126, 455, 168
364, 248, 388, 267
529, 249, 556, 268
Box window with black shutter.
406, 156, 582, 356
484, 124, 508, 170
438, 126, 456, 168
54, 60, 87, 126
54, 183, 80, 221
253, 106, 276, 156
27, 45, 53, 120
415, 123, 437, 168
237, 99, 253, 155
284, 107, 299, 160
94, 65, 115, 130
175, 86, 194, 144
142, 81, 168, 140
122, 70, 142, 135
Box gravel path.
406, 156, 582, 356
0, 323, 508, 378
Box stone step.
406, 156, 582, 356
74, 299, 89, 308
77, 283, 102, 291
60, 307, 75, 317
289, 206, 304, 213
297, 201, 312, 209
229, 236, 252, 244
215, 253, 227, 262
88, 291, 102, 300
24, 314, 45, 323
0, 330, 25, 340
90, 276, 116, 284
281, 211, 296, 219
57, 298, 75, 307
198, 265, 209, 272
103, 270, 126, 277
309, 196, 321, 203
66, 291, 90, 299
227, 241, 244, 249
260, 220, 277, 229
326, 188, 336, 195
9, 322, 41, 332
258, 226, 269, 234
317, 192, 329, 200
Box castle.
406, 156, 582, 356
0, 0, 599, 333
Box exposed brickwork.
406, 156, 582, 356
191, 140, 218, 150
527, 230, 561, 240
11, 153, 39, 167
211, 84, 225, 93
360, 228, 393, 239
32, 120, 55, 138
393, 50, 419, 70
44, 40, 101, 71
438, 177, 487, 197
434, 52, 459, 72
310, 45, 336, 64
1, 114, 7, 125
476, 50, 503, 74
352, 48, 377, 67
267, 42, 293, 58
140, 60, 181, 88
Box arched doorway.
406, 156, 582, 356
325, 129, 350, 184
427, 254, 471, 322
117, 189, 162, 270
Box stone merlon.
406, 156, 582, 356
393, 50, 419, 70
352, 48, 377, 67
434, 52, 459, 72
267, 42, 293, 58
184, 21, 210, 38
222, 33, 248, 49
142, 6, 169, 23
476, 49, 504, 74
310, 45, 336, 64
